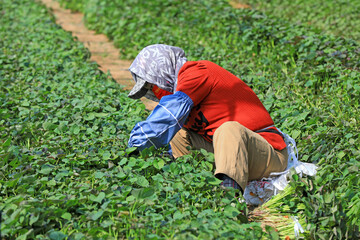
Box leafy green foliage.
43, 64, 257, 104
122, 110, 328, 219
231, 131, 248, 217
56, 0, 359, 237
0, 0, 264, 238
58, 0, 85, 12
2, 0, 359, 238
244, 0, 360, 42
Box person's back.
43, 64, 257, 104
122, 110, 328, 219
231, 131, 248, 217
127, 44, 290, 195
177, 60, 285, 150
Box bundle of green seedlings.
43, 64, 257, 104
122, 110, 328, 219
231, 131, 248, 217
249, 181, 307, 239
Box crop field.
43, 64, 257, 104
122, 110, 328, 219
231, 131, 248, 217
243, 0, 360, 42
1, 0, 359, 239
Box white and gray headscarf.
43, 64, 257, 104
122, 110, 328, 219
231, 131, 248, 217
128, 44, 187, 101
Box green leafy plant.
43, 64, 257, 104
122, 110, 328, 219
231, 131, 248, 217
55, 0, 359, 238
1, 0, 359, 238
243, 0, 360, 42
0, 1, 265, 238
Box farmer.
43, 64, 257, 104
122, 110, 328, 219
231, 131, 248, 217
127, 44, 288, 193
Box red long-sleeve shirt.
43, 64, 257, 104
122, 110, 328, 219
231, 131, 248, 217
176, 60, 286, 150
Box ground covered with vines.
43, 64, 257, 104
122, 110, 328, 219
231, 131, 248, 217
1, 0, 359, 239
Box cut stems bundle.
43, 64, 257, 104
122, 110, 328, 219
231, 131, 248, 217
248, 185, 307, 239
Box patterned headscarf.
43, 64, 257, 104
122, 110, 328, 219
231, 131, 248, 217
128, 44, 187, 100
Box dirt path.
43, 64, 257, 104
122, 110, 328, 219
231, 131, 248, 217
41, 0, 157, 110
229, 1, 251, 9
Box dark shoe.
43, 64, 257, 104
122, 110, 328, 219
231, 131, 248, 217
219, 174, 241, 190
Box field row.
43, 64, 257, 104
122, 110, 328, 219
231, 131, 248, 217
0, 0, 359, 239
56, 0, 360, 237
1, 0, 265, 239
244, 0, 360, 42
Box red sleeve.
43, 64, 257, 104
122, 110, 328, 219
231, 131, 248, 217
176, 61, 212, 106
152, 85, 172, 100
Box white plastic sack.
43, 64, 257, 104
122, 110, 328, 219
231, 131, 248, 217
243, 130, 318, 206
292, 216, 305, 237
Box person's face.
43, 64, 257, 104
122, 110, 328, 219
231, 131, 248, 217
144, 82, 154, 90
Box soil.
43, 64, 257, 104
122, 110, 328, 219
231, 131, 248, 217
41, 0, 157, 110
229, 1, 251, 9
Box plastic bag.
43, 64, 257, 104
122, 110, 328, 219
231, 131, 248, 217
243, 130, 318, 206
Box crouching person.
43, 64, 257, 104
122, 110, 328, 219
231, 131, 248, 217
127, 44, 288, 195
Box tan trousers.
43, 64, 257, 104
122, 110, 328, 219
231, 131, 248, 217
170, 121, 288, 191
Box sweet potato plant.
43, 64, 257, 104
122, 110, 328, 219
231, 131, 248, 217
1, 0, 266, 239
56, 0, 359, 238
1, 0, 359, 239
244, 0, 360, 42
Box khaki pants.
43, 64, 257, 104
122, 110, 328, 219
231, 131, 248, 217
170, 121, 288, 191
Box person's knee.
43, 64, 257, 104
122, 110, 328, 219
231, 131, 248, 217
215, 121, 246, 137
171, 129, 187, 145
170, 129, 190, 158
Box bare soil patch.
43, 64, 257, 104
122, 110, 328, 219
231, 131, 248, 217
229, 0, 251, 9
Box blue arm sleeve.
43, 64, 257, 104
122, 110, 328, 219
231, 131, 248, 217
128, 91, 194, 151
